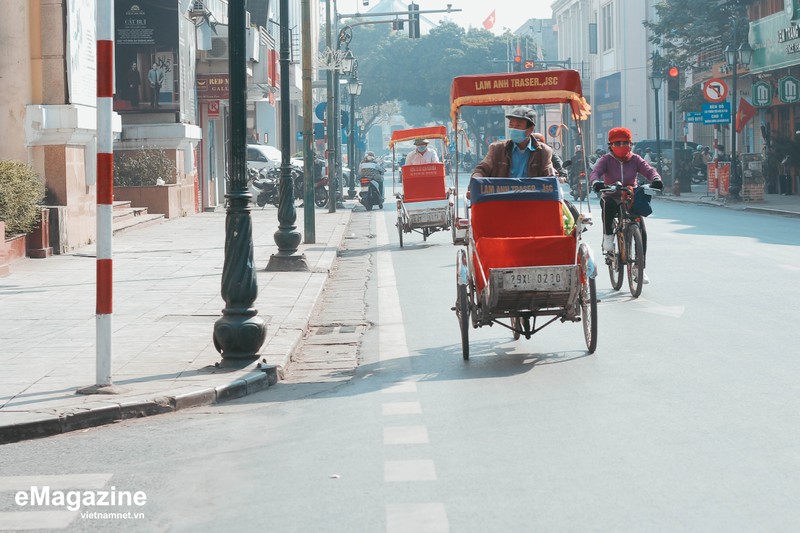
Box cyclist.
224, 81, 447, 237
590, 127, 663, 282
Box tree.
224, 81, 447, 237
340, 20, 538, 151
644, 0, 753, 74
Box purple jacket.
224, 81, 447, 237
589, 153, 660, 193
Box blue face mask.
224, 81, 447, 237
508, 128, 529, 144
416, 145, 427, 153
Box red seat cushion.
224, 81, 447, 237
469, 198, 573, 293
473, 235, 576, 292
402, 163, 447, 202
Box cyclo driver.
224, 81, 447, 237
590, 127, 663, 282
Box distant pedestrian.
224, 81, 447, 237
127, 62, 141, 108
148, 65, 164, 108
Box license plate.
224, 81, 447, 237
503, 268, 569, 291
411, 211, 443, 223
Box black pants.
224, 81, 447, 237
601, 196, 648, 266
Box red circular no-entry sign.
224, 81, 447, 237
703, 78, 728, 103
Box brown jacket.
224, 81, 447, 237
472, 138, 554, 178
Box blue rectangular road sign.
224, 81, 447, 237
686, 112, 703, 123
701, 102, 731, 124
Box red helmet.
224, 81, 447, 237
608, 127, 632, 144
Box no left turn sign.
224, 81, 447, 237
703, 78, 728, 103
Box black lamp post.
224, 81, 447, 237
650, 52, 664, 178
266, 0, 308, 272
213, 0, 266, 359
724, 17, 753, 200
346, 62, 362, 198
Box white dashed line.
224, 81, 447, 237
381, 382, 418, 394
384, 460, 437, 482
382, 402, 422, 415
383, 425, 429, 445
386, 503, 449, 533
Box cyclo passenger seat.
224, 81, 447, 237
469, 177, 576, 293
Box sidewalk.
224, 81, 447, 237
0, 203, 353, 445
656, 184, 800, 217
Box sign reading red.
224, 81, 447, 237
196, 74, 229, 100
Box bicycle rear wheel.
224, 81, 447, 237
626, 224, 645, 298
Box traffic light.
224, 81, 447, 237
392, 19, 404, 31
514, 54, 522, 71
408, 3, 420, 39
667, 66, 680, 101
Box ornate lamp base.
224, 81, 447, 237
213, 312, 267, 359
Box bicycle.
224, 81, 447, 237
600, 184, 654, 298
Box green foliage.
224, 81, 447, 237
644, 0, 751, 74
345, 21, 538, 126
113, 148, 177, 186
0, 160, 45, 235
679, 83, 706, 113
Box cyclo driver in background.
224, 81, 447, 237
590, 127, 663, 281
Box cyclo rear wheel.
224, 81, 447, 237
578, 244, 598, 353
457, 283, 470, 360
626, 223, 645, 298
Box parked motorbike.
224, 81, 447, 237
292, 165, 329, 208
250, 167, 279, 208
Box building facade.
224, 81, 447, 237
1, 0, 321, 258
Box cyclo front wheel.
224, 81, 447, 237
626, 223, 645, 298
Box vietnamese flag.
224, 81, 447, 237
482, 9, 496, 30
736, 96, 757, 133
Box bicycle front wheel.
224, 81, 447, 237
626, 224, 645, 298
608, 229, 624, 291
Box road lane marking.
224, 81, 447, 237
386, 503, 449, 533
384, 460, 437, 482
383, 425, 429, 445
381, 382, 418, 394
377, 214, 449, 531
382, 402, 422, 415
0, 473, 114, 531
0, 510, 77, 531
375, 212, 411, 365
0, 473, 113, 491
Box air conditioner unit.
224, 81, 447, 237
205, 37, 228, 60
189, 0, 206, 18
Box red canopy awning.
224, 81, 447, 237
389, 126, 449, 149
450, 70, 591, 122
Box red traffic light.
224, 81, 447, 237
514, 55, 521, 63
668, 67, 680, 78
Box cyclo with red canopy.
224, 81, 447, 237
389, 126, 451, 247
449, 70, 598, 359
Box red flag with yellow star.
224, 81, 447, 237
482, 9, 496, 30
